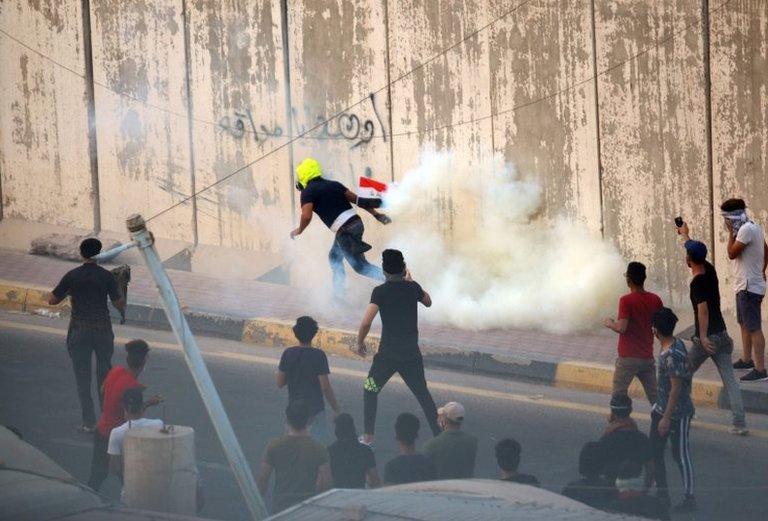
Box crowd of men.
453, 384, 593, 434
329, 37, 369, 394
46, 191, 766, 519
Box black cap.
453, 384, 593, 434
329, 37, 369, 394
80, 238, 102, 259
382, 249, 405, 275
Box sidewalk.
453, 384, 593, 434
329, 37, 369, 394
1, 248, 766, 415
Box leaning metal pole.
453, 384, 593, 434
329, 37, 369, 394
126, 214, 268, 520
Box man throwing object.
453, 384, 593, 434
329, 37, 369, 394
290, 158, 391, 297
357, 249, 440, 445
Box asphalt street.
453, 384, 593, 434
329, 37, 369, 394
2, 310, 767, 521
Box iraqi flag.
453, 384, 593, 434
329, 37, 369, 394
357, 176, 388, 208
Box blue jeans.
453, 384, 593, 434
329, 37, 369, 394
329, 217, 383, 296
690, 332, 747, 428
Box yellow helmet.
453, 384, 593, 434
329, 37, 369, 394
295, 158, 323, 189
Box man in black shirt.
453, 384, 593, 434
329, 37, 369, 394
599, 394, 653, 486
357, 249, 440, 444
677, 224, 747, 434
383, 413, 436, 485
289, 158, 390, 297
277, 316, 340, 442
495, 438, 539, 486
48, 238, 125, 432
328, 413, 379, 488
562, 441, 615, 509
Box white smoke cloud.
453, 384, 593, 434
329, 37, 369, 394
383, 149, 626, 333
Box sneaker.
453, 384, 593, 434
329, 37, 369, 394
358, 435, 373, 447
730, 426, 749, 436
740, 369, 768, 382
672, 496, 697, 513
733, 358, 755, 370
77, 424, 96, 434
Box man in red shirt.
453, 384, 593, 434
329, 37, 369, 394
604, 262, 662, 404
88, 339, 162, 490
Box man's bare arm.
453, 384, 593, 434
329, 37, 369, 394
604, 318, 629, 334
366, 467, 382, 488
256, 462, 273, 495
109, 455, 123, 476
357, 303, 379, 355
291, 203, 314, 238
319, 375, 340, 414
316, 463, 332, 492
421, 290, 432, 308
276, 370, 287, 389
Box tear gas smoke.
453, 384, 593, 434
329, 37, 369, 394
383, 149, 626, 333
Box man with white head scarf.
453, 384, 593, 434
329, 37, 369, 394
721, 198, 768, 382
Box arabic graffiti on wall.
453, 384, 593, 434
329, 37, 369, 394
218, 93, 388, 149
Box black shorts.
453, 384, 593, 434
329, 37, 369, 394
736, 290, 763, 332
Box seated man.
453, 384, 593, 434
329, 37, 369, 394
107, 387, 163, 479
495, 438, 539, 486
383, 413, 436, 485
562, 441, 615, 509
600, 393, 653, 486
423, 401, 478, 479
257, 402, 331, 513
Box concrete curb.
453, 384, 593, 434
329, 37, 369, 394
2, 279, 766, 416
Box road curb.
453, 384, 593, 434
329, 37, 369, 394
2, 279, 765, 416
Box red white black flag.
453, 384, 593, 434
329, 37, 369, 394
357, 176, 388, 208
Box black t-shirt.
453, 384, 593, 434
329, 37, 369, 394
384, 454, 436, 485
599, 428, 652, 485
300, 178, 353, 229
371, 280, 425, 361
52, 263, 120, 325
690, 261, 727, 336
562, 477, 616, 509
278, 347, 330, 416
500, 473, 540, 486
328, 439, 376, 488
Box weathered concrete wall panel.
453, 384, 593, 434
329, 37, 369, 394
711, 0, 768, 297
286, 0, 392, 258
188, 0, 292, 252
596, 0, 711, 305
90, 0, 193, 241
0, 0, 94, 229
489, 0, 601, 232
388, 0, 494, 242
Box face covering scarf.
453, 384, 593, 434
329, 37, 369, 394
722, 209, 749, 234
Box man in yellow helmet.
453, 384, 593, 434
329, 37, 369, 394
290, 158, 391, 296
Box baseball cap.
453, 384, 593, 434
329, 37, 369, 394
684, 240, 708, 262
438, 401, 466, 423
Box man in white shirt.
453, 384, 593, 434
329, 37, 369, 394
108, 387, 164, 478
722, 198, 768, 381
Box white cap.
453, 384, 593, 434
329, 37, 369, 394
438, 401, 466, 422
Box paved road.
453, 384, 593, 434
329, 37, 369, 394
2, 310, 767, 521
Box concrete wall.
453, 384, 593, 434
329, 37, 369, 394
0, 0, 94, 229
1, 0, 767, 306
90, 0, 194, 242
596, 0, 712, 305
389, 0, 494, 242
711, 0, 768, 296
187, 0, 291, 252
